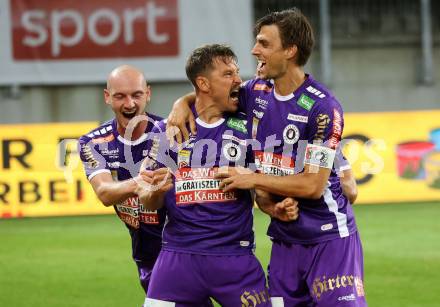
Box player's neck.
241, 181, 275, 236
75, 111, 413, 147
273, 66, 306, 96
195, 97, 223, 124
117, 121, 147, 141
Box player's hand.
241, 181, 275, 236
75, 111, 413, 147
273, 197, 299, 222
136, 168, 173, 194
217, 171, 257, 192
166, 96, 197, 145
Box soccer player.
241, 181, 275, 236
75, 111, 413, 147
78, 65, 166, 299
139, 44, 297, 306
167, 8, 366, 307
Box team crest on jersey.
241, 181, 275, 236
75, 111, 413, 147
222, 143, 241, 162
283, 124, 300, 145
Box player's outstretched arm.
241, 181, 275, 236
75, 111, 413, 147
340, 168, 358, 204
166, 92, 197, 144
89, 173, 138, 207
136, 169, 173, 210
255, 189, 299, 222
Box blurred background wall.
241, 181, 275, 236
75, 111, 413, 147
1, 0, 439, 124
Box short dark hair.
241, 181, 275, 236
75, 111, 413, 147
185, 44, 237, 88
254, 8, 315, 66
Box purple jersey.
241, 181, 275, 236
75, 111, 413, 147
239, 75, 357, 244
78, 113, 167, 261
147, 110, 255, 255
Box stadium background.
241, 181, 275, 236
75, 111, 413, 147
1, 0, 439, 306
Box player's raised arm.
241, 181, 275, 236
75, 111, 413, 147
166, 92, 197, 144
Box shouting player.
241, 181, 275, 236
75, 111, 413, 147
78, 65, 166, 301
139, 44, 297, 306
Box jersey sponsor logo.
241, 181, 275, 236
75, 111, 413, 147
139, 205, 159, 224
81, 144, 99, 168
226, 118, 247, 133
304, 144, 336, 169
107, 161, 120, 168
178, 150, 191, 168
329, 109, 342, 149
253, 83, 272, 92
115, 196, 139, 228
283, 124, 300, 145
338, 294, 356, 301
287, 113, 308, 123
254, 151, 295, 176
174, 167, 236, 205
312, 274, 364, 300
222, 143, 242, 162
101, 148, 119, 158
320, 223, 333, 231
354, 276, 365, 297
253, 109, 264, 119
91, 134, 115, 144
314, 113, 330, 141
240, 288, 269, 306
222, 134, 246, 146
255, 96, 269, 110
297, 94, 315, 111
306, 85, 326, 98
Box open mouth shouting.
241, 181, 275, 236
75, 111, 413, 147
122, 109, 137, 119
230, 88, 240, 103
256, 60, 266, 76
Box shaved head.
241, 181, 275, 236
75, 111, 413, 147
106, 65, 147, 91
103, 65, 151, 136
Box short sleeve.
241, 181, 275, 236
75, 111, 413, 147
78, 137, 110, 180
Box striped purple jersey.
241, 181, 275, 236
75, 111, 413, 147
78, 113, 167, 261
239, 75, 357, 244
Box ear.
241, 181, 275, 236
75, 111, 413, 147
145, 85, 152, 102
195, 76, 210, 92
285, 45, 298, 60
103, 89, 111, 106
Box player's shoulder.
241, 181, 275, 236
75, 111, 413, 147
145, 112, 163, 124
304, 76, 342, 113
240, 77, 273, 93
79, 119, 115, 145
150, 118, 167, 134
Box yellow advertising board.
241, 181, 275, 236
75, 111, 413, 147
1, 111, 439, 219
342, 110, 440, 204
0, 122, 113, 218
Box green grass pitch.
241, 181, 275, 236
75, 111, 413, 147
1, 202, 439, 306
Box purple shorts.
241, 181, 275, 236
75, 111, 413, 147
145, 250, 270, 306
136, 258, 156, 294
268, 231, 367, 306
